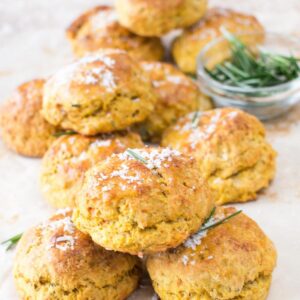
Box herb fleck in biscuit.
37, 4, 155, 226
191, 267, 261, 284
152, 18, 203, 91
14, 208, 141, 300
138, 62, 212, 142
172, 7, 265, 74
40, 131, 143, 208
73, 147, 213, 255
67, 5, 164, 61
147, 207, 277, 300
42, 49, 157, 135
162, 108, 276, 205
116, 0, 208, 37
0, 79, 58, 157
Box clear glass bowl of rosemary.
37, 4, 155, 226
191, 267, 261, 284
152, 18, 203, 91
197, 32, 300, 120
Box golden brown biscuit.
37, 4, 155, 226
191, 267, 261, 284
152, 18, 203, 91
14, 208, 140, 300
137, 62, 212, 142
162, 108, 276, 205
0, 79, 59, 157
147, 207, 277, 300
66, 5, 164, 61
42, 49, 157, 135
116, 0, 208, 37
40, 131, 143, 208
172, 7, 265, 73
73, 147, 213, 255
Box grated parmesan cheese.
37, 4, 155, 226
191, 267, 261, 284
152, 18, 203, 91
182, 255, 189, 265
119, 148, 181, 170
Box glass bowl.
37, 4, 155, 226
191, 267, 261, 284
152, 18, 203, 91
197, 32, 300, 120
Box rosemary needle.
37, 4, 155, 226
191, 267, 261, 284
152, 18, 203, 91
191, 111, 202, 128
1, 233, 23, 251
207, 31, 300, 88
71, 104, 81, 108
53, 131, 77, 137
202, 207, 216, 225
199, 210, 242, 233
126, 149, 147, 164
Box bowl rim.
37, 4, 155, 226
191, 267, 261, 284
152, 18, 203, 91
196, 31, 300, 95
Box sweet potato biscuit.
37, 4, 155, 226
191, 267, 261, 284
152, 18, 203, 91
0, 79, 58, 157
13, 208, 141, 300
172, 7, 265, 73
162, 108, 276, 204
73, 147, 213, 255
147, 207, 277, 300
40, 131, 143, 208
42, 49, 157, 135
115, 0, 208, 37
138, 62, 212, 142
66, 5, 164, 61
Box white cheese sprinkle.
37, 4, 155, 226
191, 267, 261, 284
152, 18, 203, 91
182, 255, 189, 265
90, 139, 111, 149
48, 235, 76, 251
50, 52, 118, 92
54, 207, 72, 216
119, 148, 181, 170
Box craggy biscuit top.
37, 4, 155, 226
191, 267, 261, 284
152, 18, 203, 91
73, 147, 213, 254
139, 61, 212, 141
172, 7, 265, 73
42, 49, 157, 135
14, 208, 140, 299
162, 108, 276, 204
67, 5, 119, 41
116, 0, 208, 37
162, 108, 267, 177
40, 131, 143, 208
66, 5, 164, 60
0, 79, 58, 157
185, 7, 264, 37
76, 148, 210, 229
147, 207, 277, 300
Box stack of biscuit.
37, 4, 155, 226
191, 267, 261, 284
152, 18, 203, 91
0, 1, 278, 300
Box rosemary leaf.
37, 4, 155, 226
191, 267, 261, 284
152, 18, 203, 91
207, 30, 300, 89
126, 149, 147, 164
202, 207, 216, 226
1, 233, 23, 251
53, 131, 77, 137
191, 111, 202, 128
199, 210, 242, 233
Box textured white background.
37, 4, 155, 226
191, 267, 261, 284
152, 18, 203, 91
0, 0, 300, 299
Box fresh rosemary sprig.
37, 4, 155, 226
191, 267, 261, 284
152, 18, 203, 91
126, 149, 147, 164
206, 31, 300, 88
191, 111, 202, 128
199, 208, 242, 233
202, 207, 216, 225
71, 104, 81, 108
53, 131, 77, 137
1, 233, 22, 251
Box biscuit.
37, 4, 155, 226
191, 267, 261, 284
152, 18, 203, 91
40, 131, 143, 208
172, 7, 265, 73
138, 62, 212, 142
42, 49, 157, 135
73, 147, 213, 255
115, 0, 208, 37
13, 208, 140, 300
147, 206, 277, 300
162, 108, 276, 205
66, 5, 164, 61
0, 79, 58, 157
